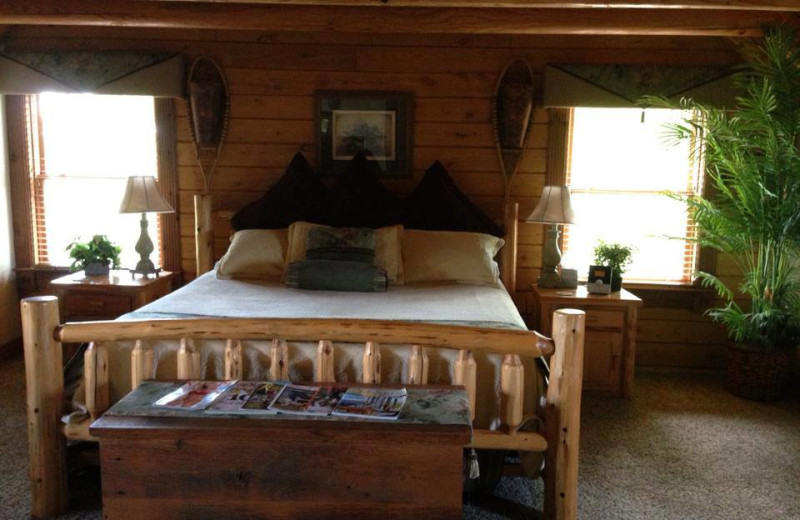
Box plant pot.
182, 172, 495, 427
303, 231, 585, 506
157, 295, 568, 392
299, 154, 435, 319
84, 262, 110, 276
726, 343, 792, 401
611, 273, 623, 292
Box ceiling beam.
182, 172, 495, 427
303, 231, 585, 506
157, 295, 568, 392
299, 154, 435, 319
136, 0, 800, 11
0, 1, 794, 36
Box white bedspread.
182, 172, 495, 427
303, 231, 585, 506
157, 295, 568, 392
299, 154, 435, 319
128, 270, 527, 329
70, 272, 541, 429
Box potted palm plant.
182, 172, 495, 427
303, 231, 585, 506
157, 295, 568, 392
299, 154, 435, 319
593, 241, 634, 292
67, 235, 122, 276
655, 25, 800, 400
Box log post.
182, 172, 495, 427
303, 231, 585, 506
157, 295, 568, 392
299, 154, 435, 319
501, 354, 524, 432
453, 350, 477, 421
194, 193, 214, 277
408, 345, 429, 385
316, 340, 335, 383
362, 341, 381, 384
131, 340, 154, 390
21, 296, 68, 518
84, 342, 109, 420
224, 339, 243, 380
544, 308, 585, 520
177, 337, 201, 380
269, 338, 289, 380
500, 202, 519, 293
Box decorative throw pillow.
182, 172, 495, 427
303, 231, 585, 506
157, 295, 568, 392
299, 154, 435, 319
286, 260, 388, 292
402, 229, 505, 286
285, 222, 404, 284
305, 227, 376, 264
230, 152, 327, 230
403, 160, 503, 237
216, 229, 288, 280
312, 152, 403, 228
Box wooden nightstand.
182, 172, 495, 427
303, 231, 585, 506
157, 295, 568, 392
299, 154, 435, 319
532, 285, 643, 397
50, 270, 176, 322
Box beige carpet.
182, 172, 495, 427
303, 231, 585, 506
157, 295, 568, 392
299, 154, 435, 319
1, 353, 799, 520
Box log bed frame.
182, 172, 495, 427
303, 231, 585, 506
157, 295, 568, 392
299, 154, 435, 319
21, 198, 585, 520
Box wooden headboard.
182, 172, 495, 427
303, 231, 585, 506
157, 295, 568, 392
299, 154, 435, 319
193, 195, 519, 294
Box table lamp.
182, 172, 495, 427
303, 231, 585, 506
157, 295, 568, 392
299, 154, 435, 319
119, 176, 174, 277
525, 185, 576, 288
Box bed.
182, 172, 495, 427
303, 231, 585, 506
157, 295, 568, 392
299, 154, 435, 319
21, 176, 585, 520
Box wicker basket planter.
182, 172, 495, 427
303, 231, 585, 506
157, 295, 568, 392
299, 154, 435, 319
726, 343, 793, 401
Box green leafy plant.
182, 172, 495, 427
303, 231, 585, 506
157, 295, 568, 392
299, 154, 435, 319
593, 240, 634, 275
647, 25, 800, 352
67, 235, 121, 272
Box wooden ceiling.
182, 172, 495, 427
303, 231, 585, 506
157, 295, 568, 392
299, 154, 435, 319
0, 0, 797, 36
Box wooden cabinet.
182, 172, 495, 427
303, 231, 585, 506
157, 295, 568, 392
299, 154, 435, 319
50, 270, 176, 321
532, 285, 642, 397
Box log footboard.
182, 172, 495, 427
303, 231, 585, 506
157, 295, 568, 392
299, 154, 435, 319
21, 296, 584, 520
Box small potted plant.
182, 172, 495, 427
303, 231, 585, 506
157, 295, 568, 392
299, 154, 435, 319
67, 235, 122, 276
593, 240, 633, 292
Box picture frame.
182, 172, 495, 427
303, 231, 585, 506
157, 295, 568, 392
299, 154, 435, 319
315, 91, 414, 178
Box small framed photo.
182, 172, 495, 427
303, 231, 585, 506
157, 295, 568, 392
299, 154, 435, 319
316, 91, 414, 178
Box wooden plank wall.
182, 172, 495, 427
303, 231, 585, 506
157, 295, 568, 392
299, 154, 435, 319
6, 26, 742, 368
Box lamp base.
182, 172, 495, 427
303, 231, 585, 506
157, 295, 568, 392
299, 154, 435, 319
537, 270, 561, 288
130, 267, 162, 279
537, 223, 564, 289
131, 212, 161, 279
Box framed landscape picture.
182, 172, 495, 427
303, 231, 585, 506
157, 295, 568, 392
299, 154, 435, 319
316, 91, 414, 178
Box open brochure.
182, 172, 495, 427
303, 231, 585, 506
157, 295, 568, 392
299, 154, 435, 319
152, 381, 235, 411
205, 381, 263, 414
332, 387, 407, 420
239, 382, 287, 413
268, 384, 347, 415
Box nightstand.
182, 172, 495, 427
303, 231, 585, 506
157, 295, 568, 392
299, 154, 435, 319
531, 285, 643, 397
50, 270, 176, 322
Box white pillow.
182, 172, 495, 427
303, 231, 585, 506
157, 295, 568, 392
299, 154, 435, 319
284, 222, 404, 284
402, 229, 504, 286
217, 229, 288, 280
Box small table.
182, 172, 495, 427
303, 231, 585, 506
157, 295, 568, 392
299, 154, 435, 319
91, 381, 472, 520
532, 285, 643, 397
50, 270, 175, 321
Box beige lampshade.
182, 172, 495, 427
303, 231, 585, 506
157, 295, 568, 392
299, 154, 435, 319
525, 185, 576, 224
119, 176, 174, 214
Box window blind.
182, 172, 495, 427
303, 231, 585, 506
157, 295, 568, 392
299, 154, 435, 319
28, 93, 161, 269
561, 107, 705, 284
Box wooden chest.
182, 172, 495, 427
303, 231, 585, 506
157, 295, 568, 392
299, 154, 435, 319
90, 382, 472, 520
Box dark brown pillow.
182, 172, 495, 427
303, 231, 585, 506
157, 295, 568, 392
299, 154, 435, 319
312, 152, 403, 228
231, 153, 327, 230
403, 161, 503, 237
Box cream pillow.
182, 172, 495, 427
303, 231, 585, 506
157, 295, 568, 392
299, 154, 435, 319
284, 222, 404, 284
402, 229, 504, 286
217, 229, 288, 280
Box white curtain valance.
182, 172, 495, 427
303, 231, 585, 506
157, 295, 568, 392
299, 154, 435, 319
0, 51, 184, 97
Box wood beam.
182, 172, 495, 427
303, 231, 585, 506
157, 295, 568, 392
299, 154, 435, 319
0, 1, 793, 36
137, 0, 800, 11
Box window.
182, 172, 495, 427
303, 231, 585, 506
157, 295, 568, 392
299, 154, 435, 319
561, 108, 704, 284
30, 93, 160, 269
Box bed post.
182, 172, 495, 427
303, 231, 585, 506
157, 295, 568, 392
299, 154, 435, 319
500, 202, 518, 294
21, 296, 68, 518
543, 308, 585, 520
195, 193, 215, 277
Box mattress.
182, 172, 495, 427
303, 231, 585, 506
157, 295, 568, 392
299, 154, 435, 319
69, 271, 542, 429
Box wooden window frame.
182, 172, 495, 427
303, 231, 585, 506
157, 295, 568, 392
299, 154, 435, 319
6, 94, 181, 278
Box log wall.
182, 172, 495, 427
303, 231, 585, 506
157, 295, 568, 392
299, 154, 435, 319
5, 26, 742, 367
